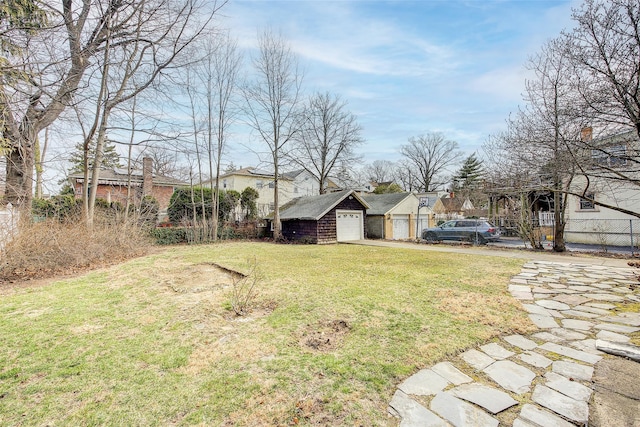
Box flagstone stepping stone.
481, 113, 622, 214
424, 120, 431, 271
518, 403, 575, 427
567, 285, 598, 292
483, 360, 536, 394
585, 302, 617, 310
611, 287, 633, 294
548, 283, 568, 289
594, 322, 640, 334
561, 318, 594, 331
536, 300, 570, 310
459, 349, 494, 371
585, 293, 625, 302
544, 372, 593, 402
532, 287, 556, 294
504, 334, 537, 350
521, 303, 553, 316
552, 360, 594, 381
539, 342, 602, 364
596, 329, 630, 343
389, 390, 448, 427
528, 314, 558, 329
518, 351, 552, 368
480, 343, 514, 360
560, 309, 600, 319
430, 392, 499, 427
532, 385, 588, 425
509, 284, 531, 292
398, 369, 450, 396
531, 331, 564, 343
573, 305, 611, 315
449, 383, 518, 414
552, 294, 591, 306
599, 315, 640, 327
548, 328, 587, 341
569, 339, 604, 355
591, 283, 613, 289
431, 362, 472, 385
511, 291, 533, 300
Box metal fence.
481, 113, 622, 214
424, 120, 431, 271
492, 216, 640, 253
564, 218, 640, 251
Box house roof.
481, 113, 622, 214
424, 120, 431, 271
279, 189, 369, 221
438, 197, 464, 212
361, 192, 415, 215
219, 167, 294, 181
69, 168, 187, 187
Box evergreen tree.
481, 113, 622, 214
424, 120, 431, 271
452, 154, 484, 191
69, 139, 122, 174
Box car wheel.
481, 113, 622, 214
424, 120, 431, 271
472, 233, 487, 245
424, 232, 438, 243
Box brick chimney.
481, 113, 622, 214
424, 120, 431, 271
581, 127, 593, 142
142, 157, 153, 196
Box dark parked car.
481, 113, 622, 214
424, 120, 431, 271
422, 219, 500, 244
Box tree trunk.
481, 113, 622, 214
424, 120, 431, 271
4, 130, 35, 211
553, 188, 566, 252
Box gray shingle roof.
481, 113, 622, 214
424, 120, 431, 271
279, 189, 369, 220
361, 193, 413, 215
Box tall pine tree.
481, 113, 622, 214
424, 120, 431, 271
452, 153, 485, 208
69, 139, 123, 174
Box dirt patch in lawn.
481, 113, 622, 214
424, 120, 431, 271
162, 262, 244, 294
299, 319, 351, 351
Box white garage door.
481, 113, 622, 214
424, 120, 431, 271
392, 214, 410, 239
336, 210, 363, 241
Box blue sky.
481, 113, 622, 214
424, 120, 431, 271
222, 0, 578, 167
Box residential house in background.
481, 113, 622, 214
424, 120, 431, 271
276, 189, 369, 244
432, 194, 474, 222
564, 129, 640, 246
68, 157, 187, 221
214, 167, 295, 217
362, 192, 434, 240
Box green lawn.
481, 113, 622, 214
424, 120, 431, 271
0, 242, 532, 425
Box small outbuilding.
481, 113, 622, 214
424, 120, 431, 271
278, 189, 369, 244
362, 192, 434, 240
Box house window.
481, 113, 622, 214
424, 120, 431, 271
579, 193, 595, 210
256, 180, 263, 189
223, 179, 227, 189
268, 181, 274, 189
592, 144, 627, 167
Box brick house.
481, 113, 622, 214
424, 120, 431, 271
68, 157, 187, 222
276, 189, 369, 244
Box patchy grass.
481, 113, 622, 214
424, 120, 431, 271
0, 242, 532, 426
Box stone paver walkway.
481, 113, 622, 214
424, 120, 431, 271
387, 260, 640, 426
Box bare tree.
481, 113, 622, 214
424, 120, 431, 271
0, 0, 225, 214
565, 0, 640, 137
243, 29, 303, 239
289, 92, 362, 194
363, 160, 396, 184
487, 39, 585, 251
202, 31, 241, 238
399, 132, 460, 192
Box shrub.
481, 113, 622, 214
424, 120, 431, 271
149, 227, 187, 245
0, 215, 150, 281
229, 257, 261, 316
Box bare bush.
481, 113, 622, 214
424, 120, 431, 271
0, 214, 150, 281
230, 257, 261, 316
